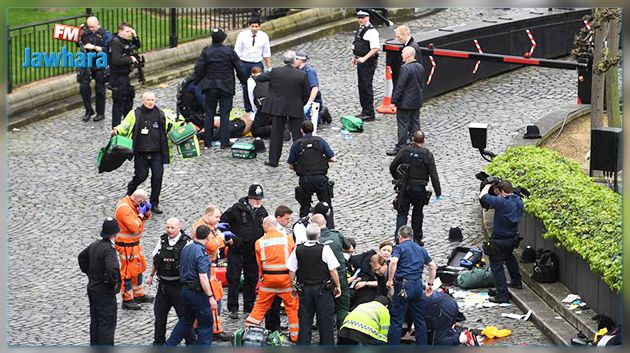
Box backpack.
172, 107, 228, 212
340, 115, 364, 133
532, 249, 559, 283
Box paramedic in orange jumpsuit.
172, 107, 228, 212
192, 204, 230, 341
245, 216, 299, 342
114, 189, 154, 310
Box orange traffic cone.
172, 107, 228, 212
376, 65, 397, 114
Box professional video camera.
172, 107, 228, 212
475, 171, 530, 209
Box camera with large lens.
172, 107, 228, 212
475, 171, 530, 209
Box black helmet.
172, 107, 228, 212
448, 227, 463, 242
520, 246, 536, 263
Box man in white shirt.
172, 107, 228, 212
235, 17, 272, 113
146, 218, 194, 345
287, 223, 341, 345
292, 201, 331, 245
350, 10, 380, 122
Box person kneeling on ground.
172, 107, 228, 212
337, 295, 390, 345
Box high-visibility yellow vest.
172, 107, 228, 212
340, 301, 390, 343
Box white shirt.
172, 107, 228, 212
235, 29, 271, 63
247, 77, 258, 116
292, 222, 308, 245
152, 232, 190, 257
287, 240, 340, 272
361, 23, 380, 50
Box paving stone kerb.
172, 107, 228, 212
7, 8, 416, 121
8, 8, 563, 346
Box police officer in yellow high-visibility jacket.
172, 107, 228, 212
338, 295, 390, 345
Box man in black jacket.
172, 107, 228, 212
387, 47, 426, 156
255, 51, 310, 167
393, 25, 424, 88
109, 22, 141, 128
78, 217, 122, 346
192, 28, 248, 149
390, 131, 442, 245
220, 184, 269, 319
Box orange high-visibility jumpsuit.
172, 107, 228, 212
192, 218, 225, 335
115, 196, 149, 301
245, 229, 299, 342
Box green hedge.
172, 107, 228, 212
485, 145, 622, 293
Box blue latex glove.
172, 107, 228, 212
217, 222, 230, 231
435, 195, 443, 201
303, 103, 312, 118
138, 201, 152, 217
223, 231, 237, 241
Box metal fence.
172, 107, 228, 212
8, 7, 286, 92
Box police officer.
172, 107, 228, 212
166, 225, 217, 346
287, 120, 337, 229
109, 21, 141, 128
312, 214, 354, 328
386, 225, 437, 345
77, 16, 112, 123
192, 27, 248, 149
294, 50, 324, 124
338, 295, 390, 345
425, 290, 476, 345
479, 180, 524, 303
291, 201, 330, 245
350, 10, 380, 122
220, 184, 269, 319
78, 217, 121, 346
389, 130, 442, 245
111, 92, 181, 214
146, 218, 196, 345
287, 223, 341, 345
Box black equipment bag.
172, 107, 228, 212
532, 249, 559, 283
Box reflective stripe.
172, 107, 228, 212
116, 233, 140, 240
159, 276, 179, 281
259, 287, 293, 293
288, 324, 299, 328
245, 317, 262, 325
261, 237, 288, 248
263, 264, 289, 270
260, 234, 290, 266
356, 308, 379, 323
381, 325, 390, 331
343, 320, 387, 342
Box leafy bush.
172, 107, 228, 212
485, 145, 622, 293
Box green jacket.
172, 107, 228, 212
114, 107, 183, 163
340, 301, 390, 343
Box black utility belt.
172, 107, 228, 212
183, 281, 203, 292
115, 241, 140, 247
395, 277, 421, 283
262, 270, 290, 275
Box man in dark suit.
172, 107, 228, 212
393, 25, 424, 89
192, 28, 248, 149
255, 51, 310, 167
387, 47, 426, 156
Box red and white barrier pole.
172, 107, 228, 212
473, 39, 483, 74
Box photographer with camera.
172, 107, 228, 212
77, 16, 112, 123
478, 178, 524, 304
109, 21, 141, 127
389, 130, 442, 246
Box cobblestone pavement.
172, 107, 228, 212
7, 8, 571, 346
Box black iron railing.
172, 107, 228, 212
8, 8, 287, 92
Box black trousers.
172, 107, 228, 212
154, 280, 197, 345
203, 88, 234, 147
88, 290, 117, 346
268, 116, 303, 166
357, 56, 377, 117
297, 285, 335, 345
395, 184, 427, 243
298, 174, 334, 229
79, 68, 106, 116
127, 152, 164, 205
395, 108, 421, 150
251, 111, 273, 138
110, 74, 134, 128
264, 296, 282, 331
226, 246, 258, 313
